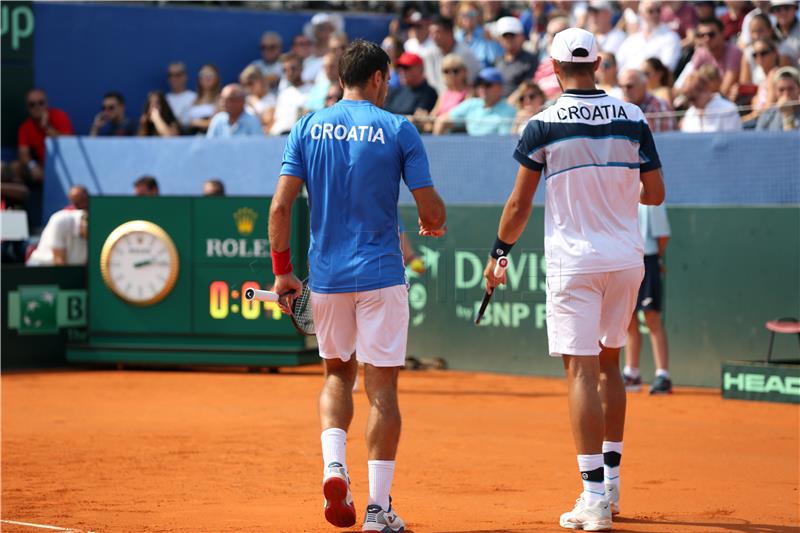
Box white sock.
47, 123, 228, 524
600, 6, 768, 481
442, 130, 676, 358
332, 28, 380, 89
655, 369, 670, 379
321, 428, 347, 469
577, 454, 605, 505
602, 441, 623, 488
624, 366, 640, 379
368, 460, 395, 510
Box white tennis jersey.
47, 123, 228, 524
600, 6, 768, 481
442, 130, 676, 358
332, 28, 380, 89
514, 89, 662, 276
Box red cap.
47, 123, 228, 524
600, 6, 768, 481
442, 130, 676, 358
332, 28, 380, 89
397, 52, 424, 67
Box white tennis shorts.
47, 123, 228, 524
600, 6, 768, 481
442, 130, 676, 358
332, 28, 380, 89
546, 266, 644, 357
311, 284, 409, 367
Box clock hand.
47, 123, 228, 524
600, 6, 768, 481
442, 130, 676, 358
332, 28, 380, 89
133, 259, 153, 268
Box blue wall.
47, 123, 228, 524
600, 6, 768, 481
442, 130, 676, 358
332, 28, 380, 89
32, 3, 391, 137
44, 132, 800, 219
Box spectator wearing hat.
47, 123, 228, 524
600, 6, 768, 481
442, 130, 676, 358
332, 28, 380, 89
757, 66, 800, 129
423, 15, 482, 94
680, 71, 743, 132
455, 2, 503, 68
616, 1, 682, 73
587, 0, 627, 55
494, 16, 539, 97
302, 13, 344, 85
772, 0, 800, 63
207, 84, 264, 138
433, 67, 516, 135
384, 52, 439, 119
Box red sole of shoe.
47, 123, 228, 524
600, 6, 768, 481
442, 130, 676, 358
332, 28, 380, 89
323, 476, 356, 527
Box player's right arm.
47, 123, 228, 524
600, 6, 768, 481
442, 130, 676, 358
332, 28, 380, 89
484, 164, 541, 293
640, 169, 665, 205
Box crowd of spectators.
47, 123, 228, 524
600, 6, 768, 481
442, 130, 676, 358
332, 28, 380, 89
3, 1, 800, 259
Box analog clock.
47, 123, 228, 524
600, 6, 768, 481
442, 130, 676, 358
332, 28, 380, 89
100, 220, 179, 306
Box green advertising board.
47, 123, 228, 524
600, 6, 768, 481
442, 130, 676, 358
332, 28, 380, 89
399, 205, 800, 387
68, 196, 315, 367
722, 361, 800, 404
2, 265, 87, 369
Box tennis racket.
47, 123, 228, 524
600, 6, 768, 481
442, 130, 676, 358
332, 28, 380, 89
245, 280, 315, 336
474, 256, 509, 325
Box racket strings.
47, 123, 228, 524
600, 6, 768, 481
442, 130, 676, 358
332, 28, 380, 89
291, 285, 315, 335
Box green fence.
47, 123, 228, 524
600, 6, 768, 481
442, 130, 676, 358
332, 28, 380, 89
400, 205, 800, 387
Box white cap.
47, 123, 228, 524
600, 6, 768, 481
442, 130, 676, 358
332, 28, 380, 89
495, 16, 524, 36
551, 27, 599, 63
588, 0, 613, 11
771, 0, 797, 7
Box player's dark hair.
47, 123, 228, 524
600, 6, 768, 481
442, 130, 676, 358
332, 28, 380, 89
338, 39, 390, 88
134, 175, 159, 191
555, 60, 596, 77
697, 17, 724, 33
430, 15, 454, 32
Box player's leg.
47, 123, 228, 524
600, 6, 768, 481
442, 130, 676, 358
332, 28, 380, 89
355, 285, 408, 532
596, 266, 645, 517
311, 291, 359, 528
547, 272, 612, 530
623, 269, 648, 391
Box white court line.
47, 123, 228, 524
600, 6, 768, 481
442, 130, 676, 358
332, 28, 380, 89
0, 519, 81, 532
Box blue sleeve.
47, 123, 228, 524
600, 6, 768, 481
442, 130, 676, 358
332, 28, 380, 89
513, 119, 547, 171
638, 121, 662, 173
205, 115, 220, 138
398, 119, 433, 191
279, 119, 306, 180
248, 115, 265, 136
448, 99, 473, 122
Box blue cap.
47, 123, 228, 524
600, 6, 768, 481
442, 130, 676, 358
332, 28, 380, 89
477, 67, 503, 85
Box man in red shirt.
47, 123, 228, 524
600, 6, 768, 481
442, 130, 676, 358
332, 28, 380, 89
12, 88, 74, 227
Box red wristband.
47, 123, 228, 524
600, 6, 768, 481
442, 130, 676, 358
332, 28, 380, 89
271, 248, 293, 275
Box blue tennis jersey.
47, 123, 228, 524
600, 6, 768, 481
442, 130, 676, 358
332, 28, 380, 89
280, 99, 434, 293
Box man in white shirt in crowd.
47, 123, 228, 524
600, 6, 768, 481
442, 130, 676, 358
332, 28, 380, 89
616, 0, 681, 72
250, 31, 284, 92
680, 71, 742, 132
27, 196, 87, 266
270, 53, 311, 135
423, 15, 481, 94
586, 0, 627, 55
207, 84, 264, 138
165, 62, 197, 129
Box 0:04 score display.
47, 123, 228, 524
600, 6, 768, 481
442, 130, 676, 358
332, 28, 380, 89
208, 281, 282, 320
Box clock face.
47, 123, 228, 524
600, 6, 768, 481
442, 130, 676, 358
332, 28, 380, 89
100, 221, 179, 306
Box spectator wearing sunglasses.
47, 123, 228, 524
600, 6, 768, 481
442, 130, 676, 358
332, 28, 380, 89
430, 54, 471, 119
165, 62, 196, 129
433, 67, 516, 135
616, 1, 682, 73
250, 31, 284, 91
674, 18, 742, 99
494, 16, 539, 98
455, 1, 502, 68
90, 91, 136, 137
772, 0, 800, 62
13, 88, 74, 228
741, 38, 784, 122
509, 81, 545, 135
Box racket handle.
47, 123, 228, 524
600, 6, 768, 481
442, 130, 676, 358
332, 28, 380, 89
475, 257, 509, 325
244, 288, 280, 302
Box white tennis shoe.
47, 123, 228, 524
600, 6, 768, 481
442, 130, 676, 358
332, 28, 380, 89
559, 496, 612, 531
362, 499, 405, 532
605, 483, 620, 515
323, 462, 356, 527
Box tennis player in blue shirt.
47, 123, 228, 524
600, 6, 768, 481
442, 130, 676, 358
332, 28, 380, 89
268, 40, 446, 532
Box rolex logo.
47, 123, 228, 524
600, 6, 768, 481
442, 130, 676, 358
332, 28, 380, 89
233, 208, 258, 236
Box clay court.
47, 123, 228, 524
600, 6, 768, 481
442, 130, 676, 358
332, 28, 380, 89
2, 367, 798, 533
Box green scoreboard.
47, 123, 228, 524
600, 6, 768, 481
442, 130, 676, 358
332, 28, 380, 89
67, 196, 317, 367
